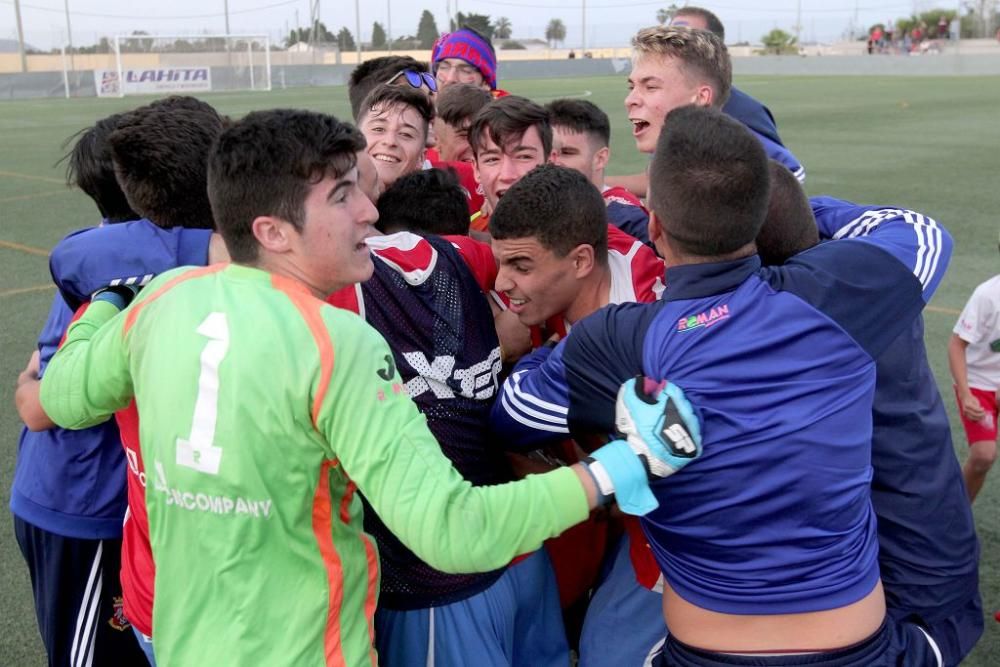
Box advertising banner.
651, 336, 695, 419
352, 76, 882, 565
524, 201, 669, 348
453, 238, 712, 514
95, 67, 212, 97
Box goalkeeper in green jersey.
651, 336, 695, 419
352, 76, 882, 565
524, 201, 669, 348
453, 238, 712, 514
39, 109, 701, 667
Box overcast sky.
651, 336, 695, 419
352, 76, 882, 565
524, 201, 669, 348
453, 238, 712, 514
7, 0, 954, 51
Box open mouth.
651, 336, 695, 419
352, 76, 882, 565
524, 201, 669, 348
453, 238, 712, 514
631, 119, 650, 135
507, 296, 528, 312
373, 153, 401, 164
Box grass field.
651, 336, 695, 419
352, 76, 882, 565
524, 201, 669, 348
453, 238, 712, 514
1, 74, 999, 664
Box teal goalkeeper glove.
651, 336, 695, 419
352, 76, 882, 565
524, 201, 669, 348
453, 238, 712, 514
584, 377, 702, 515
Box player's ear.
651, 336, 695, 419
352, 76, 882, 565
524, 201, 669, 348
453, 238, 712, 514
251, 215, 294, 254
593, 146, 610, 172
571, 243, 596, 278
648, 211, 663, 245
695, 84, 715, 108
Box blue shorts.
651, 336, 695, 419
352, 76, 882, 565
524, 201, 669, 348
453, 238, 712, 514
579, 532, 665, 667
13, 516, 149, 667
652, 618, 944, 667
905, 593, 983, 667
374, 549, 568, 667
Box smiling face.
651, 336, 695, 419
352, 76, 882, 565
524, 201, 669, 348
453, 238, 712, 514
289, 168, 379, 294
492, 236, 584, 327
360, 102, 427, 189
473, 125, 548, 208
625, 54, 708, 154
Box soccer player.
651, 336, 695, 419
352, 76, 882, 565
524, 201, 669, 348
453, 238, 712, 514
358, 84, 433, 190
38, 109, 700, 667
762, 167, 982, 664
11, 112, 149, 667
490, 164, 663, 329
546, 98, 651, 244
348, 55, 431, 122
670, 5, 787, 147
607, 25, 805, 198
432, 27, 498, 93
322, 164, 566, 667
584, 163, 983, 666
467, 95, 553, 233
949, 274, 1000, 502
491, 105, 952, 664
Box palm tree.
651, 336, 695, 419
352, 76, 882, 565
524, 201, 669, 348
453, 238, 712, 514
545, 18, 566, 48
495, 17, 513, 40
656, 4, 679, 26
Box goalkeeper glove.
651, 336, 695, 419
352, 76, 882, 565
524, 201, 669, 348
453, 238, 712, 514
584, 376, 702, 515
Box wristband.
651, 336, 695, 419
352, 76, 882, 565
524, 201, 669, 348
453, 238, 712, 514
590, 440, 658, 515
92, 284, 138, 311
581, 457, 614, 506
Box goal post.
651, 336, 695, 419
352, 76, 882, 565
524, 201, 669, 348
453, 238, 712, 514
98, 34, 272, 98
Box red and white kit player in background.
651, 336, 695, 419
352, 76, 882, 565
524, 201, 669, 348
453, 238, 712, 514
949, 273, 1000, 502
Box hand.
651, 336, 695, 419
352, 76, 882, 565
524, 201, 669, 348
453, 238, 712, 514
585, 377, 702, 516
18, 350, 40, 385
615, 376, 702, 479
961, 392, 987, 421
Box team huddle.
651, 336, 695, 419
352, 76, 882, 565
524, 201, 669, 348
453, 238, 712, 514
12, 6, 987, 667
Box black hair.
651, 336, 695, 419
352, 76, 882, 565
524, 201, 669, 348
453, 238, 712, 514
468, 95, 552, 158
437, 83, 492, 129
61, 113, 138, 223
757, 160, 819, 265
109, 103, 224, 231
648, 105, 769, 257
348, 56, 428, 120
544, 99, 611, 147
358, 84, 435, 139
207, 109, 366, 263
490, 164, 607, 264
376, 168, 470, 235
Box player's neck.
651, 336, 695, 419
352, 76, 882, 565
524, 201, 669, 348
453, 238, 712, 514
564, 264, 612, 325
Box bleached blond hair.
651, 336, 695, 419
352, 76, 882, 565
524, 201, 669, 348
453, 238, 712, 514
631, 26, 732, 107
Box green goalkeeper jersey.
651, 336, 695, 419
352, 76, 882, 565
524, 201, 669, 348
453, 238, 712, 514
41, 263, 589, 667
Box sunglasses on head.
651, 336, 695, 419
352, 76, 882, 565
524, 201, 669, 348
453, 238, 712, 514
388, 69, 438, 93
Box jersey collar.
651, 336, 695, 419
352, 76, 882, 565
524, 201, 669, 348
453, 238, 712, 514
662, 255, 760, 302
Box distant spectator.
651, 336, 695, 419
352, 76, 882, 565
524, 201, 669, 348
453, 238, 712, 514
948, 275, 1000, 502
938, 15, 949, 40
568, 50, 576, 59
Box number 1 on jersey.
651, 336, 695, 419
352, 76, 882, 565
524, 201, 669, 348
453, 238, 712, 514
176, 313, 229, 475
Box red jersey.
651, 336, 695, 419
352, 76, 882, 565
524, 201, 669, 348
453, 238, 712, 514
602, 185, 646, 211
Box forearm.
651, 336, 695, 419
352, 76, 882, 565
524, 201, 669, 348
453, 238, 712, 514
15, 376, 55, 431
357, 418, 591, 574
948, 335, 972, 394
39, 300, 131, 429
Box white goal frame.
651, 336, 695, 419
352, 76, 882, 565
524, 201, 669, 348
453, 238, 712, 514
110, 33, 272, 97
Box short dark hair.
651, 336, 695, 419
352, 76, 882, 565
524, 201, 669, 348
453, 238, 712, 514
468, 95, 552, 158
490, 164, 607, 264
62, 113, 138, 223
358, 84, 435, 139
109, 104, 224, 230
545, 99, 611, 147
147, 95, 220, 116
757, 160, 819, 265
349, 56, 428, 120
437, 83, 492, 129
675, 6, 726, 41
208, 109, 365, 263
649, 105, 769, 257
376, 168, 470, 235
